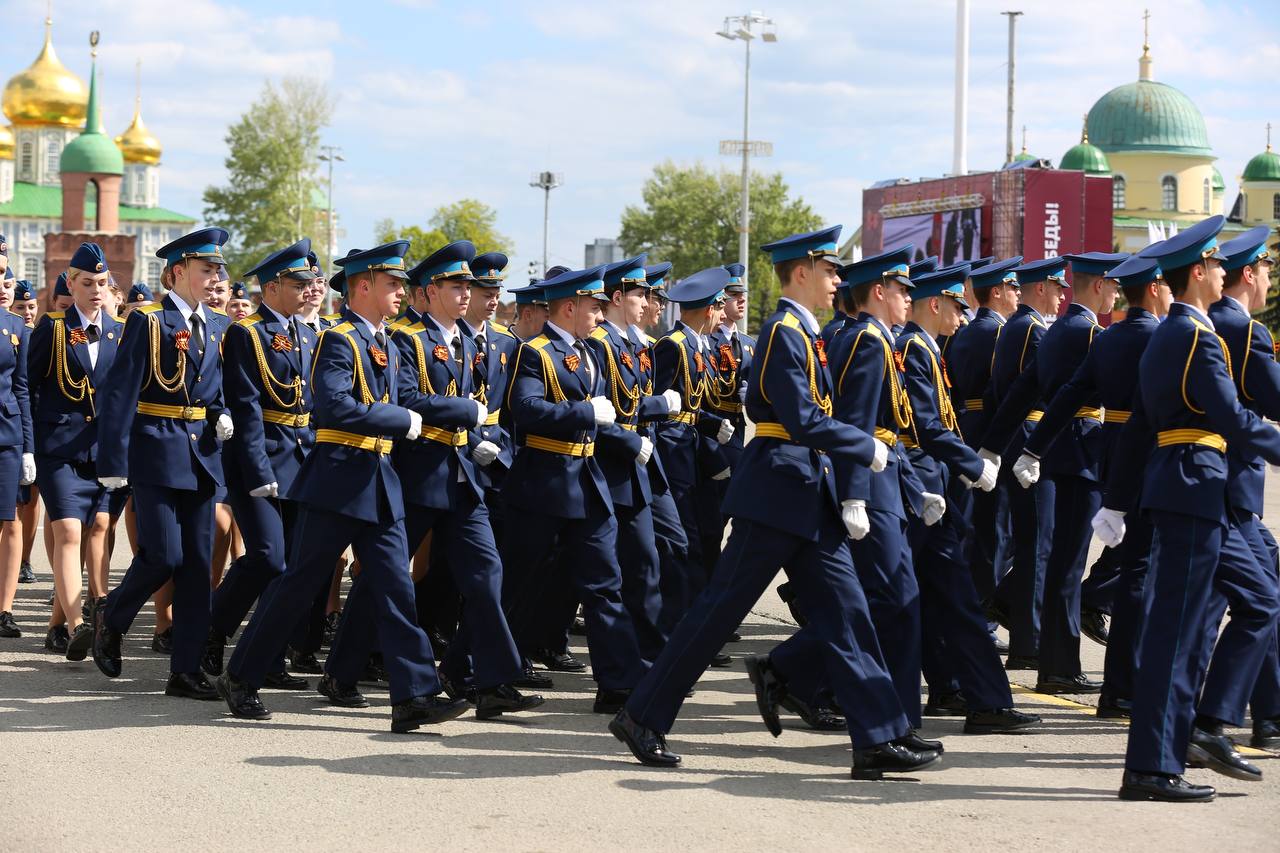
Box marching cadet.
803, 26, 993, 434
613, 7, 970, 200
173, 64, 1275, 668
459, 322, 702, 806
705, 263, 754, 531
51, 273, 74, 312
12, 279, 38, 328
507, 278, 551, 342
12, 279, 40, 593
992, 253, 1124, 695
945, 258, 1020, 614
91, 228, 233, 699
226, 281, 254, 321
1092, 216, 1280, 802
0, 265, 34, 641
28, 243, 122, 661
979, 257, 1068, 671
201, 239, 317, 690
1012, 252, 1169, 718
613, 228, 939, 780
123, 283, 153, 317
216, 241, 469, 731
498, 264, 648, 713
585, 254, 683, 661
297, 262, 330, 336
388, 239, 542, 719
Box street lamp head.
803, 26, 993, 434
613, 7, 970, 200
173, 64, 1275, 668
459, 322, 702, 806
715, 29, 736, 40
734, 27, 753, 39
761, 25, 778, 43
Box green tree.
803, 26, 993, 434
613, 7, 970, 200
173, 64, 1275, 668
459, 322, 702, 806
619, 161, 824, 331
203, 78, 333, 272
375, 199, 514, 263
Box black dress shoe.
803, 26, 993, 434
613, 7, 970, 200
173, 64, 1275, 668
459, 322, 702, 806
594, 687, 632, 714
1080, 607, 1110, 646
568, 615, 588, 637
438, 671, 473, 702
744, 654, 784, 737
983, 598, 1011, 632
45, 624, 69, 652
165, 671, 220, 701
202, 628, 226, 676
709, 651, 733, 668
727, 631, 742, 643
65, 622, 93, 661
0, 610, 21, 638
323, 610, 341, 648
1004, 654, 1038, 670
215, 672, 272, 720
1251, 718, 1280, 749
390, 694, 469, 733
263, 670, 309, 690
609, 709, 681, 767
897, 730, 944, 753
514, 664, 554, 689
1096, 692, 1133, 719
317, 674, 369, 708
360, 656, 389, 684
851, 742, 941, 780
532, 649, 588, 673
288, 648, 324, 674
475, 684, 545, 720
780, 694, 845, 730
991, 634, 1009, 654
91, 609, 122, 678
964, 707, 1041, 734
1186, 727, 1262, 781
923, 690, 968, 717
1118, 770, 1215, 802
426, 627, 451, 660
151, 628, 173, 654
776, 580, 807, 626
17, 560, 35, 583
1036, 674, 1103, 694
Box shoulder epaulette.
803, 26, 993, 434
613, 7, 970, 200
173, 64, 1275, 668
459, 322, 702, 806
208, 306, 227, 316
527, 334, 552, 351
113, 315, 125, 324
490, 321, 512, 336
404, 322, 427, 335
668, 330, 686, 344
645, 333, 656, 345
138, 304, 164, 315
321, 312, 343, 322
864, 322, 882, 338
780, 312, 802, 330
328, 321, 355, 336
45, 310, 65, 320
236, 315, 263, 328
388, 317, 411, 330
589, 326, 608, 341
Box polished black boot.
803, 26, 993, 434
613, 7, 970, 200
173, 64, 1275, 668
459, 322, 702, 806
851, 742, 941, 780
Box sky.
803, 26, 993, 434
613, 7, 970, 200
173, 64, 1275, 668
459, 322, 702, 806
2, 0, 1276, 280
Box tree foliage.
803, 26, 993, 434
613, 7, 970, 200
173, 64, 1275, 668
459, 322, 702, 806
202, 78, 333, 273
374, 199, 514, 264
619, 161, 824, 331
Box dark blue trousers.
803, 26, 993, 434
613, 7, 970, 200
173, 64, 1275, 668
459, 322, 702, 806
966, 479, 1010, 600
626, 517, 908, 749
211, 490, 295, 639
651, 486, 691, 635
615, 501, 667, 663
654, 427, 704, 629
501, 505, 646, 690
231, 505, 440, 704
993, 475, 1054, 657
1250, 524, 1280, 720
1080, 546, 1121, 615
1100, 513, 1154, 700
104, 478, 216, 674
1038, 475, 1102, 680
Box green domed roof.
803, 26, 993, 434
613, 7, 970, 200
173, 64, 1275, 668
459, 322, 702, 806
1243, 148, 1280, 182
1012, 149, 1036, 163
1212, 166, 1224, 192
1060, 142, 1110, 174
1086, 78, 1211, 156
59, 58, 122, 176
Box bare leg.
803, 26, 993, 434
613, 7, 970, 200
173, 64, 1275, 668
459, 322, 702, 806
85, 512, 111, 602
153, 581, 173, 634
0, 520, 20, 613
211, 502, 233, 589
48, 518, 85, 631
19, 487, 38, 565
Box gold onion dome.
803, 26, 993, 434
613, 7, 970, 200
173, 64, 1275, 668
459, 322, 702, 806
0, 125, 14, 159
115, 103, 161, 165
2, 18, 87, 128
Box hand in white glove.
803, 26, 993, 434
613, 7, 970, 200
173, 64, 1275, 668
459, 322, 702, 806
978, 448, 1001, 468
976, 457, 999, 492
636, 436, 654, 466
215, 412, 234, 442
590, 397, 616, 426
471, 399, 488, 429
869, 438, 889, 473
661, 389, 682, 414
19, 452, 35, 486
710, 467, 732, 481
737, 381, 748, 403
920, 492, 946, 526
1012, 452, 1040, 489
249, 482, 279, 498
406, 409, 423, 441
1092, 508, 1127, 548
716, 420, 736, 445
99, 476, 128, 490
472, 440, 500, 467
841, 499, 871, 540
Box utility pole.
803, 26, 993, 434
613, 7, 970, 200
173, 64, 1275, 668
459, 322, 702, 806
318, 145, 344, 270
953, 0, 970, 176
1002, 11, 1023, 166
529, 171, 563, 275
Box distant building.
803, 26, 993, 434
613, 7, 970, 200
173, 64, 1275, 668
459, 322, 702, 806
584, 237, 624, 267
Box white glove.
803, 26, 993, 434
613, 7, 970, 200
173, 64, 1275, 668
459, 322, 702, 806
737, 381, 748, 402
590, 397, 616, 426
19, 452, 35, 486
978, 448, 1001, 468
471, 399, 488, 429
976, 457, 999, 492
636, 436, 654, 466
1092, 507, 1127, 548
215, 412, 234, 442
920, 492, 946, 526
1012, 452, 1040, 489
710, 467, 732, 481
870, 438, 889, 473
472, 440, 500, 467
841, 499, 871, 541
661, 389, 682, 414
406, 409, 423, 440
250, 482, 279, 498
99, 476, 128, 490
716, 420, 736, 445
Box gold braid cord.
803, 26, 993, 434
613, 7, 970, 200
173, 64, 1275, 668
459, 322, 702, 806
601, 343, 640, 417
330, 328, 388, 405
676, 343, 707, 411
409, 333, 457, 397
146, 313, 188, 397
798, 330, 832, 417
246, 326, 303, 410
877, 334, 912, 431
536, 349, 568, 404
51, 319, 93, 411
928, 345, 960, 434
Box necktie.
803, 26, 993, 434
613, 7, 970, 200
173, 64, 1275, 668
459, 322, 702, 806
86, 323, 99, 369
289, 319, 300, 351
305, 320, 320, 336
374, 330, 387, 350
189, 314, 205, 361
451, 335, 464, 367
574, 340, 595, 388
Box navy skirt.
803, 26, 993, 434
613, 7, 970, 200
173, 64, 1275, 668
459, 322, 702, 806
36, 458, 113, 525
0, 445, 19, 521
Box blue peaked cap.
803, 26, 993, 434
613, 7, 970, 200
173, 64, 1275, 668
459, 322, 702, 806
1014, 256, 1070, 287
540, 265, 609, 302
335, 240, 411, 281
472, 251, 508, 285
409, 240, 475, 286
666, 267, 730, 308
1220, 225, 1273, 272
840, 245, 913, 289
603, 254, 649, 288
157, 227, 229, 267
1107, 255, 1161, 288
245, 238, 316, 285
644, 262, 672, 290
761, 225, 842, 265
913, 264, 971, 307
970, 257, 1023, 290
1064, 251, 1129, 277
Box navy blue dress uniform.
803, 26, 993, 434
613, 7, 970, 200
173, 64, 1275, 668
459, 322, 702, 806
204, 239, 317, 677
1021, 253, 1161, 711
498, 265, 647, 699
387, 241, 528, 701
705, 263, 755, 523
583, 255, 675, 662
464, 251, 520, 505
618, 228, 930, 776
894, 267, 1020, 723
0, 295, 33, 523
92, 228, 232, 689
1099, 217, 1280, 800
28, 243, 122, 526
945, 258, 1020, 601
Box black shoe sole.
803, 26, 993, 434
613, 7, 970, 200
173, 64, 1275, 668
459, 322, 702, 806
1035, 682, 1103, 695
851, 752, 941, 780
744, 655, 782, 738
320, 692, 369, 708
608, 717, 681, 767
65, 629, 93, 662
215, 677, 273, 720
1118, 785, 1215, 802
165, 687, 220, 701
964, 718, 1038, 735
475, 695, 545, 720
1250, 737, 1280, 750
391, 699, 469, 733
1097, 707, 1132, 720
1186, 743, 1262, 782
